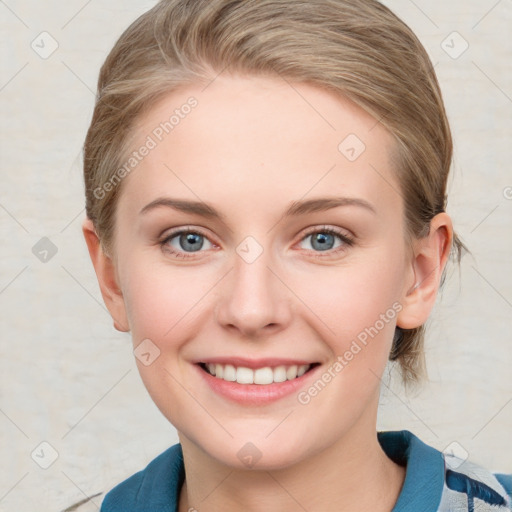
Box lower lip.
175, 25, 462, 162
195, 364, 321, 405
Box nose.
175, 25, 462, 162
215, 241, 292, 339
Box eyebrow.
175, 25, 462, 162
139, 196, 377, 220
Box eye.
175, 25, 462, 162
298, 226, 354, 256
160, 228, 215, 259
159, 225, 354, 260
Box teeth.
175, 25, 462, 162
286, 365, 298, 380
272, 366, 287, 383
236, 367, 254, 384
253, 367, 273, 385
203, 363, 312, 384
223, 364, 236, 381
297, 365, 308, 377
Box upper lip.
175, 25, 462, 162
196, 357, 318, 369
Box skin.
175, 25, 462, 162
83, 74, 453, 511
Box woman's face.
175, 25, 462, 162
108, 74, 417, 469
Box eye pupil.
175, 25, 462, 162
312, 232, 334, 251
181, 232, 203, 252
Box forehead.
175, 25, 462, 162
120, 74, 401, 221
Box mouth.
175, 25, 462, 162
198, 361, 321, 385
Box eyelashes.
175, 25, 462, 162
300, 226, 355, 254
160, 229, 214, 258
159, 225, 355, 260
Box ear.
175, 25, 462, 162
82, 217, 130, 332
397, 212, 453, 329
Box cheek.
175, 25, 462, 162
119, 259, 213, 423
306, 258, 402, 333
121, 256, 209, 341
293, 253, 403, 375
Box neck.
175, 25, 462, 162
178, 413, 405, 512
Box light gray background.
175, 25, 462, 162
0, 1, 511, 511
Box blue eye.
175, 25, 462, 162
159, 226, 354, 259
160, 229, 214, 258
305, 231, 337, 251
299, 227, 354, 256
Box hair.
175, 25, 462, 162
83, 0, 469, 386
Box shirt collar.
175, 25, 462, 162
135, 430, 444, 512
378, 430, 445, 512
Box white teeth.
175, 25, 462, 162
203, 363, 313, 384
236, 367, 254, 384
297, 364, 308, 377
223, 364, 236, 381
273, 365, 287, 383
254, 367, 273, 385
286, 365, 298, 380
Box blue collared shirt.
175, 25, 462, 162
99, 430, 511, 511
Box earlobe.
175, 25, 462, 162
397, 213, 453, 330
82, 218, 130, 332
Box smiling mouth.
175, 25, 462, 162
198, 362, 320, 385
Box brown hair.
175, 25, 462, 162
83, 0, 469, 386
